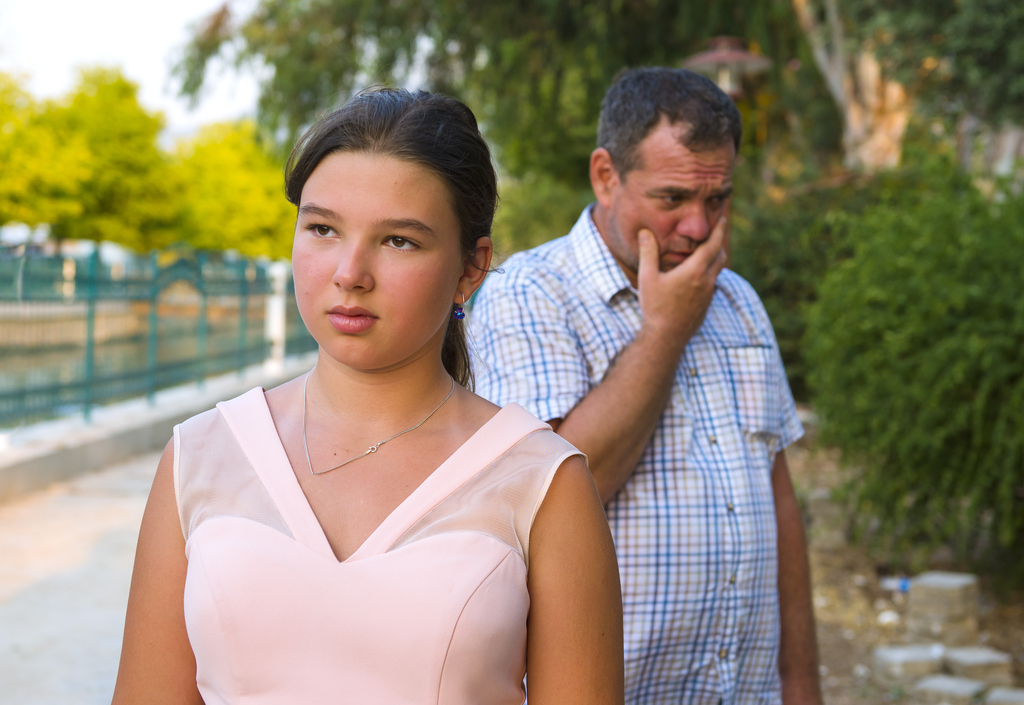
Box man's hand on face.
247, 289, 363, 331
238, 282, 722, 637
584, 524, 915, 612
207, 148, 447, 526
636, 216, 728, 353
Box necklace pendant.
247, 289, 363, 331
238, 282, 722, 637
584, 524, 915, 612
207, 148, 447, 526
302, 369, 456, 476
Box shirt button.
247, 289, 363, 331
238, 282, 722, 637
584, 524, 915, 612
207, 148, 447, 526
729, 574, 737, 585
709, 435, 717, 444
719, 648, 728, 659
689, 368, 698, 377
727, 502, 735, 511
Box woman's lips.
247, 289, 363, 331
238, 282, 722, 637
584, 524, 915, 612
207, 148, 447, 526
327, 308, 378, 334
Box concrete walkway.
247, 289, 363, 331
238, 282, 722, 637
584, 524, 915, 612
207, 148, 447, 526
0, 452, 158, 705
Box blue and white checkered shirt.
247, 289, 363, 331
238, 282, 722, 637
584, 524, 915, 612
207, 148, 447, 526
470, 206, 803, 704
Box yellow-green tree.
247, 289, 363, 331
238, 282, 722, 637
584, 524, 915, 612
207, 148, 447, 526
173, 121, 294, 259
39, 68, 179, 250
0, 72, 91, 227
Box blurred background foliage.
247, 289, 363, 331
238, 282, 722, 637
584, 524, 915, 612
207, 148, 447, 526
0, 68, 293, 257
3, 0, 1024, 574
804, 146, 1024, 574
173, 120, 295, 259
39, 68, 180, 250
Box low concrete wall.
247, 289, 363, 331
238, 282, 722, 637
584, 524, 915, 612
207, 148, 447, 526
0, 354, 316, 504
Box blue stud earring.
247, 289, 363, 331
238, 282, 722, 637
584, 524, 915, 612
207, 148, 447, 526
452, 292, 466, 320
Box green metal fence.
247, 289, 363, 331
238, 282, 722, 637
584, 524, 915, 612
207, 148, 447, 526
0, 243, 316, 427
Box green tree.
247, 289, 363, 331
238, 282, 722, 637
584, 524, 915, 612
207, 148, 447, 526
850, 0, 1024, 126
0, 72, 91, 227
176, 0, 846, 252
794, 0, 1024, 172
174, 121, 294, 259
40, 68, 179, 250
804, 152, 1024, 570
178, 0, 1024, 181
176, 0, 833, 186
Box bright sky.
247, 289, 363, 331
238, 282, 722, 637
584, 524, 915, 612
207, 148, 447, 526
0, 0, 260, 140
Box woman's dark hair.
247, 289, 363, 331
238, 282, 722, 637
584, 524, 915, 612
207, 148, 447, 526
285, 87, 497, 389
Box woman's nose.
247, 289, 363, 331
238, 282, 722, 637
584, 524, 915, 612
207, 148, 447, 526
332, 243, 375, 291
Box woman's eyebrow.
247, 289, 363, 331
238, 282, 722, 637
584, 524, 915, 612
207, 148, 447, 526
298, 206, 436, 236
298, 203, 341, 220
376, 218, 436, 236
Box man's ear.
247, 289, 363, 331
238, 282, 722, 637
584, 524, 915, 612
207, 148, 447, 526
456, 236, 493, 301
590, 148, 620, 210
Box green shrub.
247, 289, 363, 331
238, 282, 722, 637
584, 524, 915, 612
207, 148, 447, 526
730, 143, 959, 400
491, 172, 594, 259
804, 157, 1024, 570
730, 184, 856, 401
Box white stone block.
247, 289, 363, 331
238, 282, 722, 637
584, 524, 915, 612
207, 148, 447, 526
909, 571, 979, 620
913, 674, 988, 705
907, 614, 979, 646
986, 688, 1024, 704
945, 647, 1013, 687
874, 644, 945, 686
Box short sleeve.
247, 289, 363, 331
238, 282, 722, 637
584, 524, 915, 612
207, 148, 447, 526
750, 289, 803, 452
774, 350, 804, 451
470, 265, 591, 423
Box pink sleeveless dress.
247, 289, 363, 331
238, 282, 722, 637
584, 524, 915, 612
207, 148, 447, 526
172, 388, 583, 705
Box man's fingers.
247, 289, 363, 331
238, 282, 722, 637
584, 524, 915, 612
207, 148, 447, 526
709, 243, 729, 279
659, 217, 728, 284
693, 217, 727, 270
636, 229, 659, 279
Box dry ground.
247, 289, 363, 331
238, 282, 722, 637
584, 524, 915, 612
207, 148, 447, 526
787, 439, 1024, 703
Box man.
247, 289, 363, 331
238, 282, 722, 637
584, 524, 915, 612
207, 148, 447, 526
470, 68, 821, 704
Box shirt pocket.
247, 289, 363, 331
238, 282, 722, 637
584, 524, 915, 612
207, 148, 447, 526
724, 346, 781, 450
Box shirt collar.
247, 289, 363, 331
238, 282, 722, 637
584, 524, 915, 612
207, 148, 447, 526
568, 204, 635, 304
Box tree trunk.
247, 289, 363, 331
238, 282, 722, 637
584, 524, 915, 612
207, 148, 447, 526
841, 50, 909, 171
957, 116, 1024, 177
987, 124, 1024, 176
791, 0, 909, 172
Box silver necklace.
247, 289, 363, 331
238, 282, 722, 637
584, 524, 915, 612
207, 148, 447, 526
301, 367, 456, 475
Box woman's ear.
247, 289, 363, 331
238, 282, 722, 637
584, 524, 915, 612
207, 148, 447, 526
456, 236, 493, 301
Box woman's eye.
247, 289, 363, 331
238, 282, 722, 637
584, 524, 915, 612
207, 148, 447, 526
388, 236, 414, 249
314, 224, 332, 237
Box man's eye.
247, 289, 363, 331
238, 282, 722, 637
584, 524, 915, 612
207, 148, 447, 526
388, 236, 414, 249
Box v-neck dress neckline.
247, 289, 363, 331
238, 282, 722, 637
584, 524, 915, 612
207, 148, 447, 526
215, 388, 542, 564
173, 386, 584, 704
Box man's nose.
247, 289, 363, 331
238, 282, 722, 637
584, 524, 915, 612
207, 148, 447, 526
332, 243, 375, 291
673, 205, 711, 242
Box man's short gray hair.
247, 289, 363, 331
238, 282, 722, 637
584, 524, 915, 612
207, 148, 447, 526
597, 67, 742, 178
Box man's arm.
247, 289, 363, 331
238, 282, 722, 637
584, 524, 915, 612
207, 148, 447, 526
551, 223, 727, 503
772, 451, 823, 705
548, 325, 681, 503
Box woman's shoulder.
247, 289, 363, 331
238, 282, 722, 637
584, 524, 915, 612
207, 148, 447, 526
177, 386, 263, 435
178, 370, 309, 436
488, 400, 582, 454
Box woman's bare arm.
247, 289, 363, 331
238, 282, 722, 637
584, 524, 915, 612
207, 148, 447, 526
112, 440, 203, 705
526, 455, 624, 705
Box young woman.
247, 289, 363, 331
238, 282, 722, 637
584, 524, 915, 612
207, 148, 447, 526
112, 88, 624, 705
